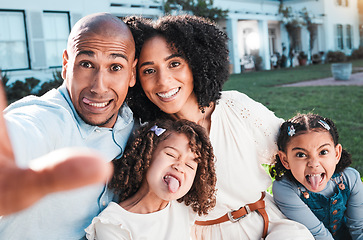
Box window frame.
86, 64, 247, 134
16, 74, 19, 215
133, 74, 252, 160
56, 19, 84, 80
0, 9, 31, 71
42, 10, 71, 68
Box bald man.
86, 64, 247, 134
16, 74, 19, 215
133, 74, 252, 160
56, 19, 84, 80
0, 13, 137, 239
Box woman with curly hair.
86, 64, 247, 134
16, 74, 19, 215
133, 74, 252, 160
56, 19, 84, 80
270, 113, 363, 240
125, 15, 313, 239
85, 119, 216, 239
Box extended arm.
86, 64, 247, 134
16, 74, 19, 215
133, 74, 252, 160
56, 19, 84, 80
0, 82, 113, 215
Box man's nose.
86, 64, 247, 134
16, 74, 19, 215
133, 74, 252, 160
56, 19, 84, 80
90, 69, 108, 94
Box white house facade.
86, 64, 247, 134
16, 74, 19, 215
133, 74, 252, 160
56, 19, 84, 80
0, 0, 361, 82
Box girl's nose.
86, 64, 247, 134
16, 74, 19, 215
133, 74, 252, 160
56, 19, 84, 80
172, 163, 184, 173
307, 158, 320, 168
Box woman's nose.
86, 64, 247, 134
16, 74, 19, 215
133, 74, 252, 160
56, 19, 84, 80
156, 69, 172, 86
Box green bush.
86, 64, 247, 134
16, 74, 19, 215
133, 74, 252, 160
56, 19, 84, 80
37, 71, 64, 96
326, 51, 347, 63
1, 70, 63, 104
350, 46, 363, 60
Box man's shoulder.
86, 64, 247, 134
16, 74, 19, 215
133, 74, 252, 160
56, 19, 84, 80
5, 87, 71, 116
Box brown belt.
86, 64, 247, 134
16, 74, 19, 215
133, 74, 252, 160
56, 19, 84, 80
194, 192, 269, 239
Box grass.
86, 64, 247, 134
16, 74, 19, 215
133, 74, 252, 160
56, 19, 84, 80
223, 60, 363, 176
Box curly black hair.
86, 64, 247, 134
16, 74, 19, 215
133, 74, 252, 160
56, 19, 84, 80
109, 118, 217, 216
270, 113, 352, 182
124, 15, 230, 122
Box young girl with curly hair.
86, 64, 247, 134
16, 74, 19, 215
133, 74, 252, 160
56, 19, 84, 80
125, 14, 313, 239
270, 113, 363, 240
85, 119, 216, 239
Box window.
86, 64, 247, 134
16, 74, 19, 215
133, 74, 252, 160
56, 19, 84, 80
336, 0, 349, 7
43, 11, 70, 67
268, 28, 276, 56
0, 10, 29, 70
346, 25, 352, 49
336, 24, 344, 49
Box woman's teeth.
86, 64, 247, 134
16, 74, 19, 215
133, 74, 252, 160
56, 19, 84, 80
157, 88, 179, 98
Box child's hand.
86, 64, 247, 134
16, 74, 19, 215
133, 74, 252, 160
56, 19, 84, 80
0, 82, 113, 215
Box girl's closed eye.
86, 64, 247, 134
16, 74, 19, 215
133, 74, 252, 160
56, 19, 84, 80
186, 160, 197, 170
165, 152, 177, 158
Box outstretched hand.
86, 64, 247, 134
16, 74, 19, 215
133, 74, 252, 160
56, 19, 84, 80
0, 82, 113, 216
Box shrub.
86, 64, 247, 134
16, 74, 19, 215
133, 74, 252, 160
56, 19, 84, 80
298, 51, 308, 60
326, 51, 347, 63
350, 46, 363, 60
37, 70, 63, 96
1, 70, 63, 103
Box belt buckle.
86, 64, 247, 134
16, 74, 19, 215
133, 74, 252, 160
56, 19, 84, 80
227, 205, 251, 223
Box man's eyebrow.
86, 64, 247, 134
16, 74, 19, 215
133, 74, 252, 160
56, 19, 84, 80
110, 53, 128, 61
76, 50, 94, 57
75, 51, 128, 61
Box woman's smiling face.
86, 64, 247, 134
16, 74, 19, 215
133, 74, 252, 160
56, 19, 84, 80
279, 130, 342, 192
137, 35, 196, 115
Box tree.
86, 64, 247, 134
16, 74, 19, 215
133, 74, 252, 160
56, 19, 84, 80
163, 0, 228, 22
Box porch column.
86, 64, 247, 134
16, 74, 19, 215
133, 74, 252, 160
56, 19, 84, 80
226, 17, 241, 74
258, 19, 271, 70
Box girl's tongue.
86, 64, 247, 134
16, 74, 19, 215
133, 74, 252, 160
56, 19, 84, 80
307, 174, 324, 191
164, 176, 180, 193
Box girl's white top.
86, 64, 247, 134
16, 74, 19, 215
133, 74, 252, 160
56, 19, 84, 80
86, 201, 196, 240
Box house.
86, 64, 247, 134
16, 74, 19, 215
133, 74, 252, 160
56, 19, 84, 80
0, 0, 361, 82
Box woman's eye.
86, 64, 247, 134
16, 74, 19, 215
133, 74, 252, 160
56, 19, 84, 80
80, 61, 93, 68
111, 64, 122, 71
320, 150, 329, 155
143, 68, 155, 74
170, 61, 180, 68
296, 152, 306, 158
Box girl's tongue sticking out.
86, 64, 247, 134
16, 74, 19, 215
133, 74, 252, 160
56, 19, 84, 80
164, 175, 180, 193
306, 173, 325, 191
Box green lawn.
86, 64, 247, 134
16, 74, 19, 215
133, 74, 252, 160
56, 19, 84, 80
223, 60, 363, 176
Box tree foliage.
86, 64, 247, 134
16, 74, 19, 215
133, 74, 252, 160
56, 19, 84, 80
164, 0, 228, 22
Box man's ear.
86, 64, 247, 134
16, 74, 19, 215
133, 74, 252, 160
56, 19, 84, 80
278, 151, 290, 170
61, 50, 69, 80
129, 59, 138, 88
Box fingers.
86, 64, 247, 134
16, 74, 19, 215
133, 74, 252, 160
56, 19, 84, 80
0, 80, 15, 162
32, 148, 114, 193
0, 148, 113, 216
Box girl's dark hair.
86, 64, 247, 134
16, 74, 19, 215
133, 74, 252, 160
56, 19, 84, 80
109, 118, 217, 215
270, 113, 352, 182
124, 15, 230, 122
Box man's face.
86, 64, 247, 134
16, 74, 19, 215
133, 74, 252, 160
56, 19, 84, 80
62, 30, 136, 128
